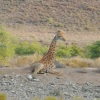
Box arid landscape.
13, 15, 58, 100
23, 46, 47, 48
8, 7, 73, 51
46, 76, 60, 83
0, 0, 100, 100
0, 0, 100, 32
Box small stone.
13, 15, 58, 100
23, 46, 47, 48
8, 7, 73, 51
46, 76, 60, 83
27, 75, 33, 80
56, 77, 60, 79
50, 82, 55, 85
11, 90, 15, 93
32, 78, 40, 82
20, 84, 23, 87
15, 75, 20, 77
3, 75, 8, 78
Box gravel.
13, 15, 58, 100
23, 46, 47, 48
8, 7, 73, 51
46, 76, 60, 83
0, 73, 100, 100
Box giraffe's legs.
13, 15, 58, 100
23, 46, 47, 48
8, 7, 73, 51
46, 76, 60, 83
47, 64, 63, 76
31, 63, 44, 77
48, 69, 63, 76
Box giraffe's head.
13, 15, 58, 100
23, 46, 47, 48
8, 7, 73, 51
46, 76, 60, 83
55, 30, 65, 41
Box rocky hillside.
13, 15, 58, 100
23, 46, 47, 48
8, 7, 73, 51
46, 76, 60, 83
0, 0, 100, 32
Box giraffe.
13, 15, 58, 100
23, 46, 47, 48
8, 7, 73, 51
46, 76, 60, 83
31, 30, 65, 77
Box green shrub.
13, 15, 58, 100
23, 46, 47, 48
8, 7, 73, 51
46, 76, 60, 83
0, 26, 17, 61
0, 93, 6, 100
15, 41, 48, 55
56, 44, 83, 58
86, 41, 100, 58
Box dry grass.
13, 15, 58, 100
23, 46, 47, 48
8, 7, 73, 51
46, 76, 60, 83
73, 96, 84, 100
10, 54, 42, 67
58, 56, 100, 68
33, 96, 63, 100
43, 96, 57, 100
0, 93, 6, 100
0, 59, 11, 67
33, 96, 85, 100
94, 58, 100, 67
10, 55, 100, 68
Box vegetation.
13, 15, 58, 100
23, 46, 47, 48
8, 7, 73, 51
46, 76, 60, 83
0, 26, 17, 65
33, 96, 84, 100
33, 96, 100, 100
0, 26, 100, 67
73, 96, 84, 100
0, 93, 6, 100
86, 41, 100, 58
16, 42, 84, 58
0, 93, 100, 100
15, 41, 48, 55
56, 44, 83, 58
42, 96, 57, 100
58, 56, 95, 68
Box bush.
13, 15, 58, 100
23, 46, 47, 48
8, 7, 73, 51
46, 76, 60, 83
0, 26, 17, 61
15, 41, 48, 55
86, 41, 100, 58
56, 44, 83, 58
60, 57, 94, 68
0, 93, 6, 100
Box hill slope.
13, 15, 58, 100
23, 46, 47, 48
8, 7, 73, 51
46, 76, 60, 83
0, 0, 100, 32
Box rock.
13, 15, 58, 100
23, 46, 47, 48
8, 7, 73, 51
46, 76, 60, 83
55, 61, 65, 68
27, 75, 33, 80
3, 74, 9, 78
0, 74, 99, 100
50, 82, 55, 85
32, 78, 40, 82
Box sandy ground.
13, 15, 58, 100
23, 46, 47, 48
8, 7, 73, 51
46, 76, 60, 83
0, 67, 100, 85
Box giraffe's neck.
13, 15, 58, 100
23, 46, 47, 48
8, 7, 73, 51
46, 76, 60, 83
40, 36, 57, 62
48, 36, 57, 54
